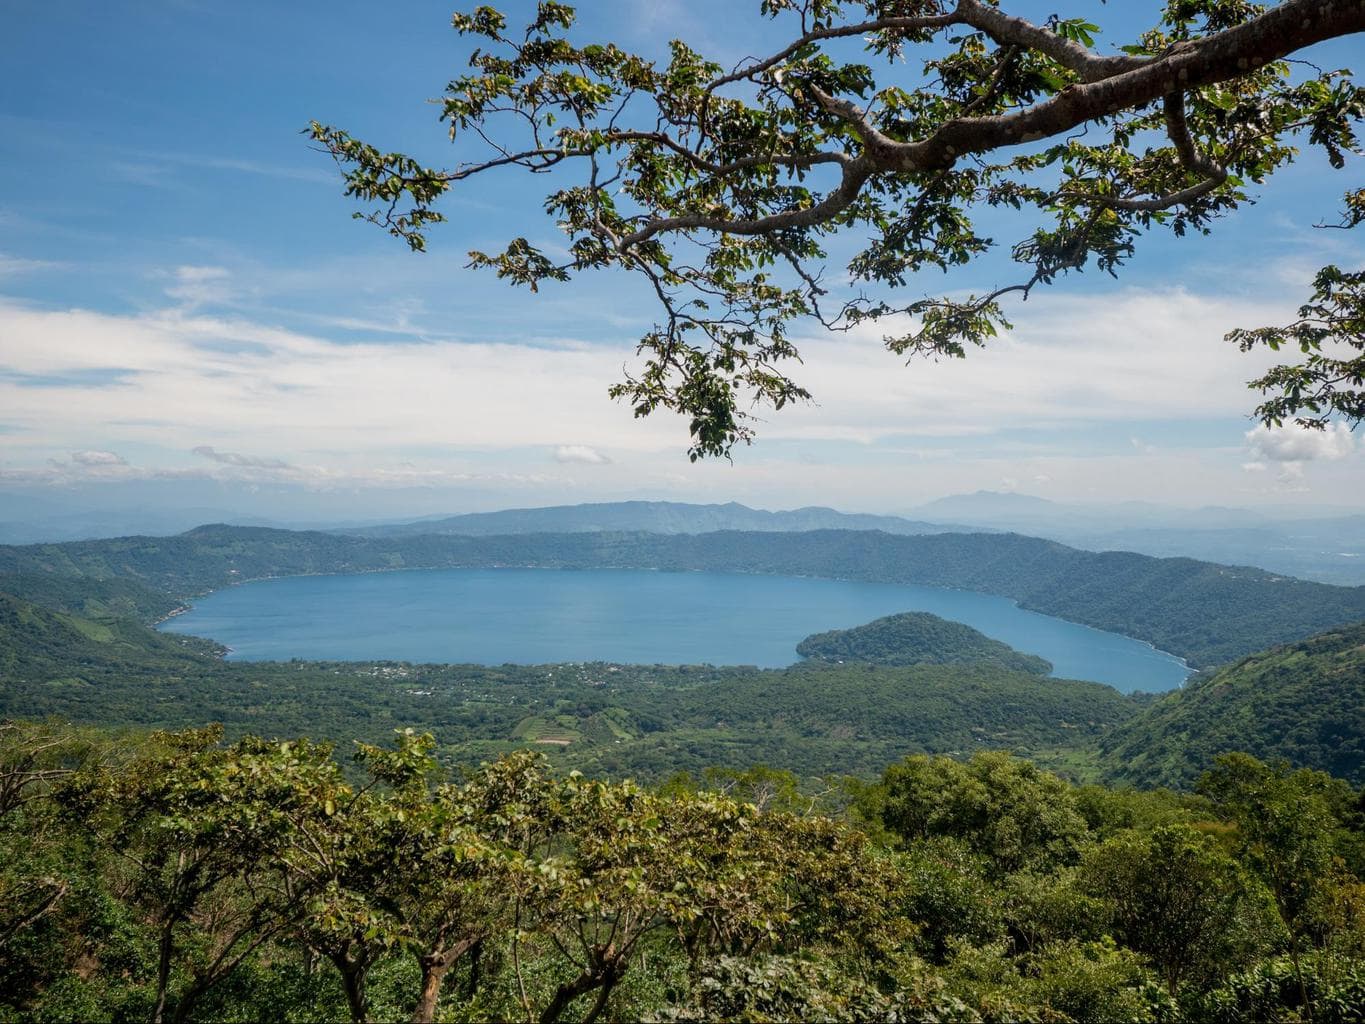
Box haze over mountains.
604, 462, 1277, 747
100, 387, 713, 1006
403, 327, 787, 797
340, 496, 1365, 586
3, 492, 1361, 584
339, 500, 974, 539
907, 491, 1365, 585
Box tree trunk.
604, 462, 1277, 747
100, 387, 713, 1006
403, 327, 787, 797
538, 969, 603, 1024
463, 939, 483, 999
581, 975, 620, 1024
170, 977, 211, 1024
539, 956, 629, 1024
411, 962, 449, 1024
1288, 933, 1313, 1023
332, 953, 371, 1024
151, 921, 175, 1024
411, 937, 481, 1024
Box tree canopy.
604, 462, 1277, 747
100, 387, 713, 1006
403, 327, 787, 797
6, 719, 1365, 1023
311, 0, 1365, 458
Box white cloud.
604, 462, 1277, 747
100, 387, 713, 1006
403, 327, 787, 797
0, 297, 685, 465
1240, 423, 1357, 495
0, 286, 1309, 462
24, 449, 141, 484
165, 265, 234, 307
140, 150, 334, 185
0, 253, 62, 276
1245, 422, 1355, 463
553, 445, 612, 465
1, 283, 1363, 507
192, 445, 292, 470
70, 449, 127, 466
774, 287, 1300, 442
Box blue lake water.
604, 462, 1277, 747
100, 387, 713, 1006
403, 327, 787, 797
160, 567, 1189, 693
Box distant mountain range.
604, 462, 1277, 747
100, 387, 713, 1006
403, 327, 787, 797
343, 497, 1365, 586
338, 500, 978, 539
3, 493, 1360, 585
903, 491, 1365, 585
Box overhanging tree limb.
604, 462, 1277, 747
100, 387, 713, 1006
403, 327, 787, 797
312, 0, 1365, 457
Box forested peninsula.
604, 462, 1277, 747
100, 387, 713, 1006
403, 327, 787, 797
797, 611, 1054, 674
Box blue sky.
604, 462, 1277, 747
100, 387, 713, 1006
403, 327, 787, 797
1, 0, 1362, 521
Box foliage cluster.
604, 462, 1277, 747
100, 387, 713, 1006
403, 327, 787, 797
1102, 621, 1365, 786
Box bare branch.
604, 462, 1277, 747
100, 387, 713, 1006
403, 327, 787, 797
703, 9, 964, 95
956, 0, 1143, 83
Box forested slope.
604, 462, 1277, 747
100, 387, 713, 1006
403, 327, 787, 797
3, 525, 1363, 667
0, 593, 218, 682
1100, 623, 1365, 787
0, 573, 179, 624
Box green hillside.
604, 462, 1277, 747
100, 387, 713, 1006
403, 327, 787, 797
0, 592, 218, 683
1100, 622, 1365, 787
0, 573, 180, 624
797, 611, 1052, 674
0, 524, 380, 596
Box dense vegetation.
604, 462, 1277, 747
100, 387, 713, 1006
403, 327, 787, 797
1102, 623, 1365, 788
0, 594, 216, 682
2, 719, 1362, 1023
0, 573, 181, 624
797, 611, 1052, 675
5, 524, 1365, 667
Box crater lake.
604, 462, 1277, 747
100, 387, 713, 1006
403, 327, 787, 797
159, 567, 1190, 693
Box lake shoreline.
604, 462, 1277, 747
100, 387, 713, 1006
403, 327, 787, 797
161, 565, 1192, 694
170, 560, 1193, 673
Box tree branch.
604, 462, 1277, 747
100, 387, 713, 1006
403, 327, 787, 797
889, 0, 1365, 172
